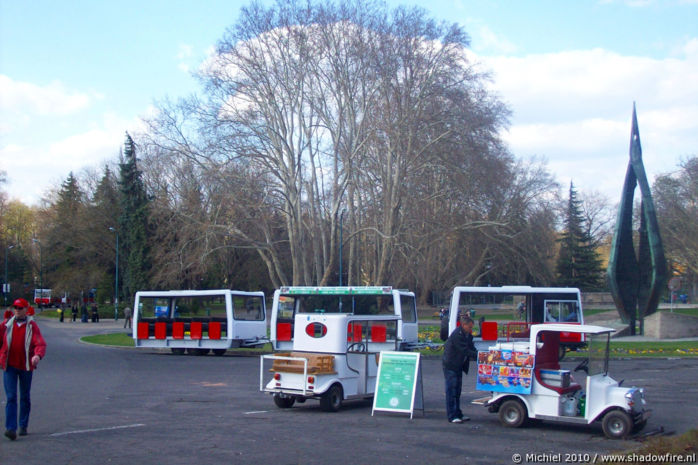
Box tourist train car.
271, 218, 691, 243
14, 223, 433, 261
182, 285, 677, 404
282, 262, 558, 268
448, 286, 585, 357
261, 311, 403, 411
133, 289, 267, 355
269, 286, 418, 351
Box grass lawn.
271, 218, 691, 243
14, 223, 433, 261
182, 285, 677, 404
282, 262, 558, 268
611, 429, 697, 464
567, 340, 698, 358
81, 324, 696, 358
82, 332, 134, 346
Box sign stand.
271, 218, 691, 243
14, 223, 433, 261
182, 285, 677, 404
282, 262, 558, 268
372, 351, 424, 419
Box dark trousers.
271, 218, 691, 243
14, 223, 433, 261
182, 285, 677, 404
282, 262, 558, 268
4, 366, 33, 431
443, 367, 463, 421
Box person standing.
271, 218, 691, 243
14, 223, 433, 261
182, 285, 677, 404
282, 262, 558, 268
123, 306, 132, 329
1, 298, 47, 440
442, 315, 478, 423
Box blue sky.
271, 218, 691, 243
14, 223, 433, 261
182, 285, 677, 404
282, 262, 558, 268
1, 0, 697, 205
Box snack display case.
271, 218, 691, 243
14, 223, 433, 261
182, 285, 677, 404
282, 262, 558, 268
476, 343, 534, 395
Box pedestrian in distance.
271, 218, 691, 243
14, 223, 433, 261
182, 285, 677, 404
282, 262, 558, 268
123, 306, 132, 329
442, 315, 478, 423
71, 305, 78, 322
1, 298, 47, 440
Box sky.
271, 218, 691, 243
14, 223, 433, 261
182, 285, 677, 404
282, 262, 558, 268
1, 0, 697, 206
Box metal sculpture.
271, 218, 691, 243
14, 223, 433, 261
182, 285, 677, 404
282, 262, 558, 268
607, 104, 667, 335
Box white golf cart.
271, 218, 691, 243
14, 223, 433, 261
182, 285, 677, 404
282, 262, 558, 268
260, 312, 402, 412
476, 324, 649, 439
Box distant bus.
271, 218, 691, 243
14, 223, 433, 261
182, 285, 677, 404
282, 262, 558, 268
33, 289, 53, 307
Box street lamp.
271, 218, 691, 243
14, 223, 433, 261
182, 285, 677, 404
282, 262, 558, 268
4, 245, 14, 305
339, 209, 347, 286
109, 227, 119, 320
32, 238, 42, 307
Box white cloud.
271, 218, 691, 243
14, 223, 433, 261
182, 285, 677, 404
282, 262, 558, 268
476, 38, 698, 198
473, 25, 518, 55
0, 75, 93, 123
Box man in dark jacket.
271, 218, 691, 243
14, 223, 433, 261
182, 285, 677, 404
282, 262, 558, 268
442, 315, 478, 423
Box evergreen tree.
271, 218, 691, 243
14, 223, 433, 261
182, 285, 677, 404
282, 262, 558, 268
118, 133, 150, 301
556, 182, 605, 290
44, 172, 87, 294
88, 166, 123, 303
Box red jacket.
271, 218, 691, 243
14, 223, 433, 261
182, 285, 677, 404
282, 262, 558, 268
0, 316, 47, 371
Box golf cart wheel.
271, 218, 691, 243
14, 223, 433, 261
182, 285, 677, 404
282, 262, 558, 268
498, 399, 527, 428
171, 348, 185, 355
273, 394, 296, 409
558, 345, 567, 361
212, 349, 226, 356
320, 384, 343, 412
602, 410, 632, 439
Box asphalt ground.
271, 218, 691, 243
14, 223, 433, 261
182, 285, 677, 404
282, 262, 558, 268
1, 317, 697, 465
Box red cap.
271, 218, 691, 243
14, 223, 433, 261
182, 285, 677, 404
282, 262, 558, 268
13, 298, 29, 309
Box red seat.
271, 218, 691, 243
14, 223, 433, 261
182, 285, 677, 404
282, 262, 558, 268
137, 322, 149, 339
190, 322, 202, 339
209, 322, 221, 340
481, 321, 498, 341
533, 331, 580, 394
277, 322, 292, 341
172, 322, 184, 339
371, 325, 387, 343
351, 323, 362, 342
154, 322, 167, 339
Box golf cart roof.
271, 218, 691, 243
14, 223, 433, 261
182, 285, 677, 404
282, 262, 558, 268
530, 323, 614, 340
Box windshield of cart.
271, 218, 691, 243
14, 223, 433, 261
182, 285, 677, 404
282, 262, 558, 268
587, 332, 610, 376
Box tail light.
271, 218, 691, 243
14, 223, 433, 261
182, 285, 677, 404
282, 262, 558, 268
274, 373, 281, 380
307, 376, 315, 384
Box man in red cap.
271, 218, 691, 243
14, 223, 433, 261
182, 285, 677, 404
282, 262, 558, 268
0, 298, 47, 440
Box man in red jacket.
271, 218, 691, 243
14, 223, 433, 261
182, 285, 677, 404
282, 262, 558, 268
1, 298, 47, 440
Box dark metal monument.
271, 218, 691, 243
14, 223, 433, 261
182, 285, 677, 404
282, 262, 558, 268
607, 104, 667, 335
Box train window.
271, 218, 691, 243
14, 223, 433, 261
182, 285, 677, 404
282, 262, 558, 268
233, 296, 265, 321
399, 294, 417, 323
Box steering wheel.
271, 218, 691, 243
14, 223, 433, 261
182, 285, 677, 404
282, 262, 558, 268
347, 342, 366, 352
574, 358, 589, 374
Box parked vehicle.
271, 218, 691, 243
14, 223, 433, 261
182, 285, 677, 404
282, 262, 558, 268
33, 288, 61, 307
260, 312, 402, 411
269, 286, 418, 351
447, 286, 585, 356
474, 324, 649, 439
133, 290, 267, 355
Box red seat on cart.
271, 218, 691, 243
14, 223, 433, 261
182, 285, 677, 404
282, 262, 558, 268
172, 322, 184, 339
190, 322, 202, 339
209, 321, 221, 340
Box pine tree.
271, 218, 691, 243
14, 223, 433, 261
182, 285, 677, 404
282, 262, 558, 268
556, 182, 605, 290
118, 133, 150, 301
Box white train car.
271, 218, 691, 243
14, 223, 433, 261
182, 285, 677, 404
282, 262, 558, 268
133, 289, 267, 355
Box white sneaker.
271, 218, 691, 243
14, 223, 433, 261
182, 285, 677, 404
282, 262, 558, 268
450, 418, 463, 423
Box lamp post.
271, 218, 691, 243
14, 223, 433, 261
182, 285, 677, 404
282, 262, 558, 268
339, 209, 347, 286
109, 227, 119, 320
32, 238, 42, 306
4, 245, 14, 305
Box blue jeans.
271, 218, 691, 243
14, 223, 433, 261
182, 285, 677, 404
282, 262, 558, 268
4, 366, 33, 432
443, 367, 463, 421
